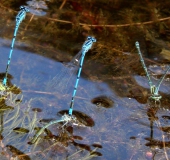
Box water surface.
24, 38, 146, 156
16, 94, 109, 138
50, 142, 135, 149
0, 1, 170, 159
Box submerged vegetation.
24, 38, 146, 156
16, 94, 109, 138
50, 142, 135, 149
0, 0, 170, 159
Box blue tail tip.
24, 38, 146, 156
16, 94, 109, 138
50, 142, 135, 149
2, 79, 7, 86
69, 108, 73, 115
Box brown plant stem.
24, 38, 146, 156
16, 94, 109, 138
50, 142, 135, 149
59, 0, 67, 10
25, 14, 34, 30
1, 4, 170, 28
46, 16, 170, 28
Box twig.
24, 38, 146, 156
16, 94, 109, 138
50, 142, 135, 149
1, 3, 170, 28
45, 16, 170, 28
25, 14, 34, 30
59, 0, 67, 10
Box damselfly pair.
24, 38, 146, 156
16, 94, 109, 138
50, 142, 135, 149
135, 42, 170, 101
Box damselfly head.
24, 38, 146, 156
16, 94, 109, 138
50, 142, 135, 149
150, 94, 162, 101
87, 36, 96, 42
148, 85, 161, 101
82, 36, 96, 52
20, 6, 29, 12
135, 41, 140, 48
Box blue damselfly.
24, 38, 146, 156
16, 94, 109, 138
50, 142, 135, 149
68, 36, 96, 115
30, 36, 96, 143
3, 6, 29, 87
135, 41, 170, 101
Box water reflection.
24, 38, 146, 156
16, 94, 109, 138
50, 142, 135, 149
142, 102, 170, 159
29, 117, 101, 159
6, 144, 31, 160
1, 0, 170, 159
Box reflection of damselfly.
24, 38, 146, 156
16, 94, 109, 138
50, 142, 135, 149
3, 6, 29, 87
135, 41, 170, 101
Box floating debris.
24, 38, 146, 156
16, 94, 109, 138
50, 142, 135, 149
91, 96, 114, 108
130, 136, 137, 140
159, 126, 170, 133
73, 141, 91, 151
13, 127, 29, 134
72, 135, 83, 140
92, 143, 102, 148
162, 115, 170, 120
145, 137, 170, 149
58, 110, 95, 127
6, 145, 31, 160
0, 105, 14, 112
32, 108, 42, 112
39, 118, 55, 124
0, 98, 14, 111
15, 99, 22, 104
90, 151, 102, 156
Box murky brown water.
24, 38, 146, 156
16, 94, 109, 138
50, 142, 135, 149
0, 0, 170, 159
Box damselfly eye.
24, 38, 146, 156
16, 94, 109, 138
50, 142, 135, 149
87, 36, 92, 40
20, 6, 24, 9
25, 8, 29, 12
20, 6, 29, 12
92, 38, 96, 42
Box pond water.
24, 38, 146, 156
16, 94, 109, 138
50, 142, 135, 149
0, 0, 170, 159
